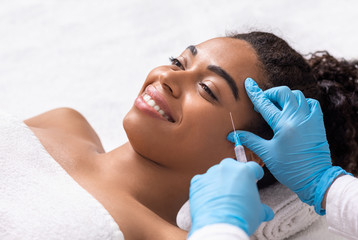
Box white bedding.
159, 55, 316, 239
0, 112, 123, 239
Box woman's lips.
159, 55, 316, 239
134, 85, 175, 123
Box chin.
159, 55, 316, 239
123, 108, 142, 151
123, 107, 172, 163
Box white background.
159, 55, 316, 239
1, 0, 357, 151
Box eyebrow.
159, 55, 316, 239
187, 45, 239, 100
207, 65, 239, 100
187, 45, 197, 56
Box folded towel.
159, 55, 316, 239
0, 112, 124, 240
251, 183, 319, 240
176, 182, 319, 240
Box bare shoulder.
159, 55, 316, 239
25, 107, 88, 129
24, 107, 104, 152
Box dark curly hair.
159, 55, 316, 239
227, 32, 358, 187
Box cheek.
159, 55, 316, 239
180, 97, 228, 138
172, 101, 234, 169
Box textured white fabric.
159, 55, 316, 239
0, 112, 123, 240
188, 224, 249, 240
177, 183, 320, 240
251, 183, 319, 240
326, 175, 358, 239
179, 182, 346, 240
287, 216, 346, 240
176, 200, 191, 231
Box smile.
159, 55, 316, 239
134, 85, 175, 123
142, 93, 174, 122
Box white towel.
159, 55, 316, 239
251, 183, 319, 240
0, 112, 124, 240
176, 183, 320, 240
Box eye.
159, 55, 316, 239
169, 57, 185, 70
199, 82, 218, 101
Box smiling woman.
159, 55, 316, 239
7, 31, 358, 240
124, 37, 264, 177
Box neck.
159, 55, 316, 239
99, 142, 190, 224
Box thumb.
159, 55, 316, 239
261, 204, 274, 222
245, 161, 264, 180
228, 130, 267, 158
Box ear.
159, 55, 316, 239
244, 147, 264, 167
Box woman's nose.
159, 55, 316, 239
159, 70, 186, 98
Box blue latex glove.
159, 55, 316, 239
189, 158, 274, 236
227, 78, 349, 215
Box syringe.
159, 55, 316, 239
229, 112, 247, 163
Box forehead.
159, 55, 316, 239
195, 37, 261, 82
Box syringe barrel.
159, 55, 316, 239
234, 144, 247, 163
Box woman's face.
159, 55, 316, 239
123, 37, 264, 175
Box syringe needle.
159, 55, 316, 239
229, 112, 239, 146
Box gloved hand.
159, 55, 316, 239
189, 158, 274, 237
227, 78, 348, 215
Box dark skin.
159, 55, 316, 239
25, 37, 265, 240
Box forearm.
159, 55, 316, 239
321, 174, 344, 210
188, 224, 249, 240
325, 175, 358, 239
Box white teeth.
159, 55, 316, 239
147, 99, 156, 107
143, 94, 150, 101
142, 93, 172, 121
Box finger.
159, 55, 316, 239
245, 161, 264, 180
220, 158, 243, 173
231, 130, 267, 159
205, 162, 220, 175
307, 98, 323, 116
227, 131, 240, 144
261, 204, 275, 222
244, 78, 282, 128
264, 86, 298, 114
292, 90, 309, 114
190, 174, 202, 185
220, 158, 238, 165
